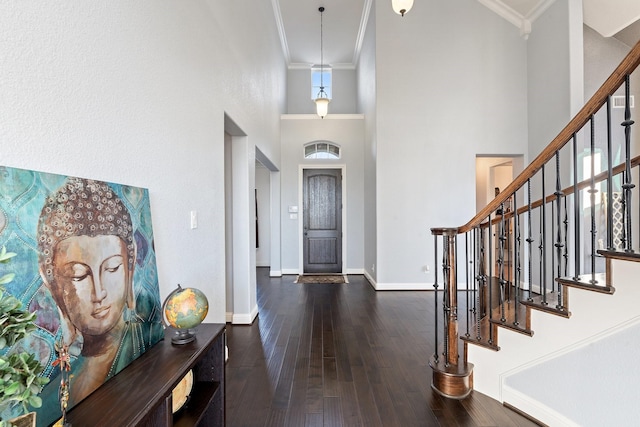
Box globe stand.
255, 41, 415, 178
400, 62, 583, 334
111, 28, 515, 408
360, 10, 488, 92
171, 328, 196, 345
163, 284, 209, 346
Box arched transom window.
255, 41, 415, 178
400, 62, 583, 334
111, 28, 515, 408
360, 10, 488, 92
304, 141, 340, 159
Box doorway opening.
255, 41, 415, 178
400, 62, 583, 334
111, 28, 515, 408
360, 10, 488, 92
476, 155, 524, 213
476, 154, 525, 284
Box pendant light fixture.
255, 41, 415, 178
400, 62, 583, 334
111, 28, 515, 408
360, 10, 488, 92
315, 6, 330, 118
392, 0, 414, 16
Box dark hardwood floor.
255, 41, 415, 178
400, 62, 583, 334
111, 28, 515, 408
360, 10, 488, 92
225, 268, 539, 426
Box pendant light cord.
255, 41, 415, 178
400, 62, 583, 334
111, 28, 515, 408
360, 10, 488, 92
319, 6, 324, 91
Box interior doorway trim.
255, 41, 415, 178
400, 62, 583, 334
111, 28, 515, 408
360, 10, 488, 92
298, 164, 347, 274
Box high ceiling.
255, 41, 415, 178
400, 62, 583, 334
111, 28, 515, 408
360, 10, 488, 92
272, 0, 640, 69
273, 0, 369, 68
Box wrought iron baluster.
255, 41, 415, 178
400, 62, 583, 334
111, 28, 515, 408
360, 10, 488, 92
572, 133, 581, 280
498, 203, 506, 322
442, 237, 449, 364
554, 151, 564, 309
541, 165, 548, 305
479, 225, 487, 318
606, 97, 614, 250
433, 235, 439, 363
488, 213, 494, 345
526, 179, 534, 302
465, 232, 470, 338
622, 74, 635, 253
563, 195, 569, 277
514, 192, 520, 327
551, 201, 556, 292
589, 116, 598, 284
472, 228, 477, 318
454, 235, 459, 342
622, 170, 628, 249
476, 227, 483, 340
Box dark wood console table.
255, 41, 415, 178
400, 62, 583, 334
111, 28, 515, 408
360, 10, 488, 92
65, 323, 225, 426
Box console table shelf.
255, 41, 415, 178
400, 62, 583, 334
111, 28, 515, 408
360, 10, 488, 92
65, 323, 225, 427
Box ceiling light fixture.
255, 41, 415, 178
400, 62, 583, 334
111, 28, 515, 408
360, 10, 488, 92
315, 6, 330, 118
392, 0, 414, 16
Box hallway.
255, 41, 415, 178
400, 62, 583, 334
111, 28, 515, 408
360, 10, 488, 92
225, 269, 538, 426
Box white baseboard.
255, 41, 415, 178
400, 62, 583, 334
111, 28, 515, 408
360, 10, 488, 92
232, 304, 259, 324
372, 282, 431, 291
269, 270, 282, 277
502, 386, 579, 427
364, 270, 377, 289
225, 311, 233, 323
363, 271, 435, 291
282, 268, 363, 275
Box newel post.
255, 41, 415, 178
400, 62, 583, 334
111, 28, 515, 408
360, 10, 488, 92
443, 229, 459, 366
429, 227, 474, 399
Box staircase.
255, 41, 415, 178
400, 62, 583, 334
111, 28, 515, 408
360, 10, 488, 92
429, 40, 640, 426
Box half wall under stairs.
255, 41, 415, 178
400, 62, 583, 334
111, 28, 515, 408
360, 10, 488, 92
468, 257, 640, 426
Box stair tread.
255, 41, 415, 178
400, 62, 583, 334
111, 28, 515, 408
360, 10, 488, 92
520, 290, 571, 318
598, 249, 640, 262
488, 299, 533, 336
557, 273, 615, 294
429, 354, 474, 376
461, 333, 500, 351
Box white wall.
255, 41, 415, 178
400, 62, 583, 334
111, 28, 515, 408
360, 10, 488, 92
357, 3, 378, 284
287, 68, 358, 114
0, 1, 286, 323
504, 313, 640, 427
527, 0, 583, 162
524, 0, 582, 287
584, 25, 640, 162
224, 133, 234, 321
280, 115, 365, 274
255, 163, 271, 267
372, 0, 528, 288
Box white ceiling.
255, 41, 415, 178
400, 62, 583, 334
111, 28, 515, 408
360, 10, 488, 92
273, 0, 640, 69
273, 0, 370, 68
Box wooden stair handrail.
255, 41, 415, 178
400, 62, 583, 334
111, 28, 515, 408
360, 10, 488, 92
430, 39, 640, 403
478, 155, 640, 228
432, 39, 640, 236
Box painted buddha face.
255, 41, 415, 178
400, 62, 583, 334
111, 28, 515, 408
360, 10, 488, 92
52, 235, 130, 336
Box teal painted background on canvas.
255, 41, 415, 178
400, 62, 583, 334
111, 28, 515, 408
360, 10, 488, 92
0, 166, 164, 426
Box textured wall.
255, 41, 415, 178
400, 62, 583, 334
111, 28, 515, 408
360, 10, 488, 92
0, 1, 286, 322
373, 0, 528, 287
279, 115, 365, 274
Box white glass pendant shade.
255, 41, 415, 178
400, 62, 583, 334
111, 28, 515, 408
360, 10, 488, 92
392, 0, 414, 16
315, 94, 330, 118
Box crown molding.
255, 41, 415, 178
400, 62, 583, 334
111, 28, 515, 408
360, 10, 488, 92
288, 62, 356, 71
271, 0, 291, 64
478, 0, 558, 39
526, 0, 556, 22
352, 0, 373, 65
281, 114, 364, 120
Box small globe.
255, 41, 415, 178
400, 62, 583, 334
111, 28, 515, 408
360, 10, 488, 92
164, 285, 209, 332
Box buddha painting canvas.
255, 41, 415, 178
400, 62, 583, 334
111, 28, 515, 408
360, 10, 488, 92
0, 166, 164, 426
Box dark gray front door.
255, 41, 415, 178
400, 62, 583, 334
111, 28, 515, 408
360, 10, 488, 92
303, 169, 342, 273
